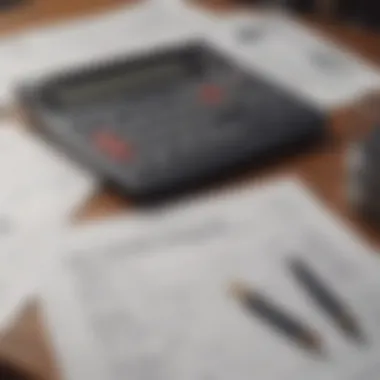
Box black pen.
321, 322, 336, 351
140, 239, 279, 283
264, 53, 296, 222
230, 281, 325, 356
288, 257, 366, 344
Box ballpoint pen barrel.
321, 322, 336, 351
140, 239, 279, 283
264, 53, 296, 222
231, 282, 324, 355
289, 258, 366, 343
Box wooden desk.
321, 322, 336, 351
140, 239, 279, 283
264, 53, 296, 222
1, 2, 380, 379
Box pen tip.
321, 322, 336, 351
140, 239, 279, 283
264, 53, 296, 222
303, 334, 327, 359
229, 281, 251, 299
340, 316, 367, 346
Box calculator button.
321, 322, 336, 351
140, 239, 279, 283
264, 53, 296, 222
93, 131, 133, 161
199, 84, 224, 105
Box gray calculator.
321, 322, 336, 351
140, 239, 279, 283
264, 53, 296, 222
19, 42, 326, 199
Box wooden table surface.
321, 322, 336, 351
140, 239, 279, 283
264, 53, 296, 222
1, 1, 380, 379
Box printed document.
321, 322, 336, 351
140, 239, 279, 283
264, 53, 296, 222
207, 12, 380, 109
41, 179, 380, 380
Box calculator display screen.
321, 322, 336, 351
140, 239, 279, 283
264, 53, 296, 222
54, 62, 186, 106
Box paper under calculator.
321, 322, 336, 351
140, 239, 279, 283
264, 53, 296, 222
19, 42, 326, 199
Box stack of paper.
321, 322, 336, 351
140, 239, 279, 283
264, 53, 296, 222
40, 179, 380, 380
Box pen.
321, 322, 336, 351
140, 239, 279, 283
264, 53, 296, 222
230, 281, 325, 356
288, 257, 366, 344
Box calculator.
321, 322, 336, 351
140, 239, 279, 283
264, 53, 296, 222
19, 42, 326, 199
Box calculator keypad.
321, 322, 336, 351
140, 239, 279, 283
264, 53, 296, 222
74, 75, 312, 177
62, 45, 324, 194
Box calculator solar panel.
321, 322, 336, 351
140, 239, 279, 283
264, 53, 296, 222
19, 42, 326, 199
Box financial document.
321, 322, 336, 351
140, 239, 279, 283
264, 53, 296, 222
41, 179, 380, 380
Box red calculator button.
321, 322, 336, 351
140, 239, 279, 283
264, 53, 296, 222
93, 131, 133, 161
200, 84, 224, 105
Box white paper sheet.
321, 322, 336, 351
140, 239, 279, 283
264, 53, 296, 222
207, 12, 380, 109
0, 121, 96, 332
0, 122, 96, 226
0, 1, 208, 106
26, 0, 206, 69
0, 228, 63, 332
41, 179, 380, 380
1, 1, 379, 109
